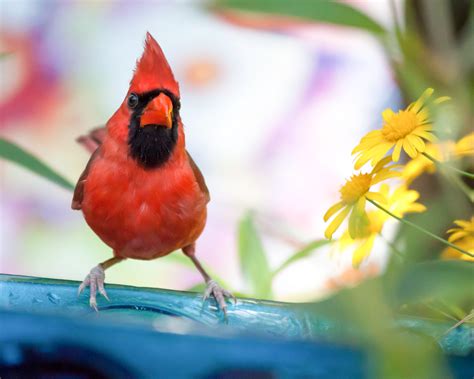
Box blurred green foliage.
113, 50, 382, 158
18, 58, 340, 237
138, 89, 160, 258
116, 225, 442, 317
272, 238, 329, 277
237, 213, 329, 298
0, 138, 74, 190
213, 0, 387, 35
211, 0, 474, 377
238, 212, 274, 298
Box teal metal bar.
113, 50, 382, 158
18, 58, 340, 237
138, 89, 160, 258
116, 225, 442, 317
0, 274, 473, 378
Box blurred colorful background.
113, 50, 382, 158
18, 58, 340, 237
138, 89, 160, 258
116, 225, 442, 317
0, 0, 402, 301
0, 0, 469, 302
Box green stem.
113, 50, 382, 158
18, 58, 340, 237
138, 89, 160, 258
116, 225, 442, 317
422, 152, 474, 202
442, 167, 474, 202
423, 152, 474, 179
366, 198, 474, 259
443, 309, 474, 337
389, 0, 403, 43
423, 301, 459, 322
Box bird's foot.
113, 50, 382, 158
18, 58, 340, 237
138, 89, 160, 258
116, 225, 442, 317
78, 265, 109, 311
203, 280, 236, 318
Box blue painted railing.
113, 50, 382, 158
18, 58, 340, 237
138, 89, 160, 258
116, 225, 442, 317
0, 274, 472, 378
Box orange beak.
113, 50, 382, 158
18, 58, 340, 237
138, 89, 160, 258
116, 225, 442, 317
140, 93, 173, 128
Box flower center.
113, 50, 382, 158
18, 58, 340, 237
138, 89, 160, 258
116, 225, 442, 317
340, 174, 371, 204
381, 110, 419, 142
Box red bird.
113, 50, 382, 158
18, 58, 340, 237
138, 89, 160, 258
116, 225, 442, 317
72, 33, 233, 315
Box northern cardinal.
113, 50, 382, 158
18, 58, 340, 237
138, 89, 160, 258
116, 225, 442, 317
72, 33, 234, 315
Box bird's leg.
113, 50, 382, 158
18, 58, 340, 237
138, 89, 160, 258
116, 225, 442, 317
78, 256, 124, 311
182, 245, 236, 317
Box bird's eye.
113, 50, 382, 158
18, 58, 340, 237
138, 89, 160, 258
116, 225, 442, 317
128, 93, 139, 109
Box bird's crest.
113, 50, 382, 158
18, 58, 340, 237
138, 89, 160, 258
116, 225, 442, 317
130, 32, 180, 97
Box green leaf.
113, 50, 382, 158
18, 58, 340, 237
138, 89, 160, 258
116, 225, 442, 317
392, 195, 470, 263
238, 212, 273, 298
393, 260, 474, 307
0, 138, 74, 191
213, 0, 386, 36
272, 239, 329, 277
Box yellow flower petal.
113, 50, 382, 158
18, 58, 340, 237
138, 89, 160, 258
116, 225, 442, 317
368, 144, 393, 167
419, 124, 434, 131
366, 191, 387, 204
403, 138, 418, 158
382, 108, 395, 122
348, 197, 369, 239
372, 156, 393, 174
392, 139, 403, 162
434, 96, 450, 104
371, 170, 400, 185
402, 189, 420, 202
454, 220, 471, 228
410, 87, 434, 114
379, 183, 390, 196
352, 131, 381, 154
405, 203, 426, 213
455, 132, 474, 156
417, 110, 430, 123
352, 234, 376, 267
407, 134, 426, 152
441, 236, 474, 262
354, 153, 373, 170
325, 206, 351, 240
412, 128, 437, 142
324, 201, 346, 222
448, 231, 468, 243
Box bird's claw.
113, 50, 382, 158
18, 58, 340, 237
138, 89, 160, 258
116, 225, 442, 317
78, 265, 109, 311
203, 280, 236, 318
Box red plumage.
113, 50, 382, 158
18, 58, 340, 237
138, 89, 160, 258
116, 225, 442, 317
74, 34, 232, 314
81, 135, 208, 260
75, 33, 208, 260
131, 32, 180, 97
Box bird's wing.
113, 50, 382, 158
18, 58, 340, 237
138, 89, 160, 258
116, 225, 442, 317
72, 127, 106, 210
186, 150, 210, 203
72, 147, 100, 210
76, 126, 107, 153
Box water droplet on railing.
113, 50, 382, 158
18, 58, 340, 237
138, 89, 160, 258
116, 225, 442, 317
47, 293, 60, 304
8, 292, 19, 304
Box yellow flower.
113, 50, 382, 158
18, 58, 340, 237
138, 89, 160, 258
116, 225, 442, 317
334, 184, 426, 266
442, 237, 474, 261
442, 217, 474, 261
455, 132, 474, 157
352, 88, 449, 170
402, 133, 472, 184
401, 142, 453, 185
382, 183, 427, 217
324, 158, 399, 240
337, 211, 384, 267
447, 217, 474, 243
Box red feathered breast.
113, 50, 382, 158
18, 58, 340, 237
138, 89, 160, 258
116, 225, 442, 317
81, 138, 208, 260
